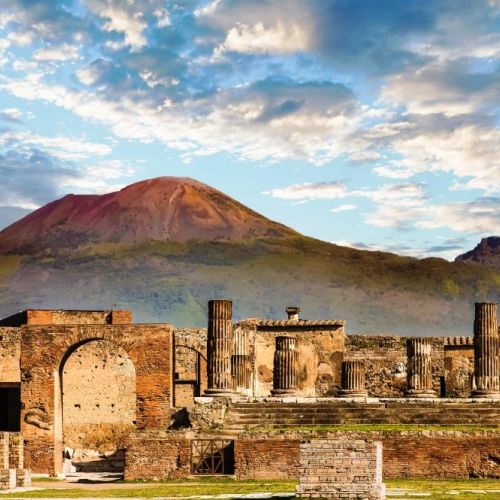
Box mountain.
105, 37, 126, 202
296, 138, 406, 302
455, 237, 500, 270
0, 177, 498, 335
0, 177, 295, 253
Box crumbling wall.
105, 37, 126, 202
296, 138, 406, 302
345, 335, 445, 397
244, 322, 344, 397
62, 340, 136, 452
444, 338, 474, 397
173, 329, 207, 407
0, 329, 21, 383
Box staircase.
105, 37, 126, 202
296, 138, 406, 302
223, 400, 500, 431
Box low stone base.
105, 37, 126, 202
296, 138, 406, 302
296, 439, 385, 500
0, 469, 16, 490
16, 469, 31, 488
404, 390, 437, 398
471, 390, 500, 399
337, 390, 368, 398
203, 388, 237, 396
271, 389, 298, 396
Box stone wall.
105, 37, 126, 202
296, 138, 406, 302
296, 439, 384, 500
235, 438, 300, 480
234, 430, 500, 480
124, 432, 190, 480
444, 338, 474, 397
62, 339, 136, 452
345, 335, 445, 397
238, 320, 344, 397
0, 329, 21, 383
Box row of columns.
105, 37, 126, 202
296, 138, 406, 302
205, 300, 499, 398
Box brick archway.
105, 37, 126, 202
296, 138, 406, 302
20, 324, 173, 475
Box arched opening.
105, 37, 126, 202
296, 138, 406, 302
59, 339, 136, 474
174, 345, 207, 407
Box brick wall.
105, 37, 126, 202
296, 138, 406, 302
296, 439, 384, 500
234, 430, 500, 480
124, 432, 190, 480
235, 439, 300, 480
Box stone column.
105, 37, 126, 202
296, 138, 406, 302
338, 360, 367, 397
232, 326, 252, 394
472, 302, 500, 398
405, 338, 436, 398
271, 336, 298, 396
205, 299, 235, 396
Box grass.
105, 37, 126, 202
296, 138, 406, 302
245, 424, 500, 433
4, 478, 496, 499
9, 478, 296, 498
386, 478, 500, 500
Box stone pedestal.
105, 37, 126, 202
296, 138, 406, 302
405, 338, 436, 398
296, 439, 385, 499
271, 336, 298, 396
205, 300, 236, 396
472, 302, 500, 399
339, 360, 367, 397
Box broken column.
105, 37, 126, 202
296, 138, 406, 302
339, 360, 367, 397
271, 336, 298, 396
472, 302, 500, 398
232, 326, 252, 394
405, 338, 436, 398
205, 299, 235, 396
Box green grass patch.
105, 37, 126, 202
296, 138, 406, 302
6, 479, 296, 498
245, 424, 500, 433
386, 478, 500, 500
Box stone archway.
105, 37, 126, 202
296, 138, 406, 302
60, 339, 136, 472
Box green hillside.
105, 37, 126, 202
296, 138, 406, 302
0, 236, 498, 335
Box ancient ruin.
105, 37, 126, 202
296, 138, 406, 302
0, 301, 498, 484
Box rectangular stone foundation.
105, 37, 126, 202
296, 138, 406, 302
296, 439, 385, 500
0, 433, 31, 490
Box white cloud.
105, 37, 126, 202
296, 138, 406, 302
7, 30, 34, 46
265, 181, 347, 201
154, 8, 171, 28
100, 5, 147, 50
76, 65, 100, 86
0, 108, 22, 121
33, 44, 79, 61
216, 22, 310, 55
0, 130, 112, 160
330, 204, 357, 213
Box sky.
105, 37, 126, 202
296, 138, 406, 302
0, 0, 499, 260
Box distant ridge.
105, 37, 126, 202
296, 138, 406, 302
0, 177, 498, 335
455, 237, 500, 270
0, 177, 295, 253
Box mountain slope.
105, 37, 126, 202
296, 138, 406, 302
0, 177, 498, 335
455, 237, 500, 270
0, 177, 295, 252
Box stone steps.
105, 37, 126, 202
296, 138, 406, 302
223, 402, 500, 430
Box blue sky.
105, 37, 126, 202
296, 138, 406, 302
0, 0, 499, 260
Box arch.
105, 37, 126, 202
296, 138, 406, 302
174, 344, 207, 407
58, 339, 136, 472
19, 324, 173, 475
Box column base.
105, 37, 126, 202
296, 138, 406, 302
338, 390, 368, 398
404, 389, 437, 398
203, 388, 237, 396
271, 388, 298, 396
471, 389, 500, 399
